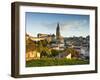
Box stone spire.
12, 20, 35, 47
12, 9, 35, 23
56, 23, 60, 40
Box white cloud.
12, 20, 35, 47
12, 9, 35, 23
59, 19, 89, 37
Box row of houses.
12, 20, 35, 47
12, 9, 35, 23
26, 33, 89, 61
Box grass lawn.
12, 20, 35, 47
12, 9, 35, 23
26, 58, 89, 67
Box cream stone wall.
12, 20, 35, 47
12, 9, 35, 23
26, 51, 40, 61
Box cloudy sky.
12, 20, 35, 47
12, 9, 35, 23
25, 12, 90, 37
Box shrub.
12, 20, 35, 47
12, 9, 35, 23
26, 58, 89, 67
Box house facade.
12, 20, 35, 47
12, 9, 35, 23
26, 51, 40, 61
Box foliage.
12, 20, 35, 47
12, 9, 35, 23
26, 38, 36, 52
50, 49, 60, 57
37, 40, 51, 57
64, 48, 79, 58
26, 58, 89, 67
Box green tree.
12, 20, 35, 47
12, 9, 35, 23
26, 38, 36, 53
65, 48, 79, 58
51, 49, 60, 57
37, 40, 51, 58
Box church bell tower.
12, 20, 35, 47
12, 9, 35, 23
56, 23, 61, 40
